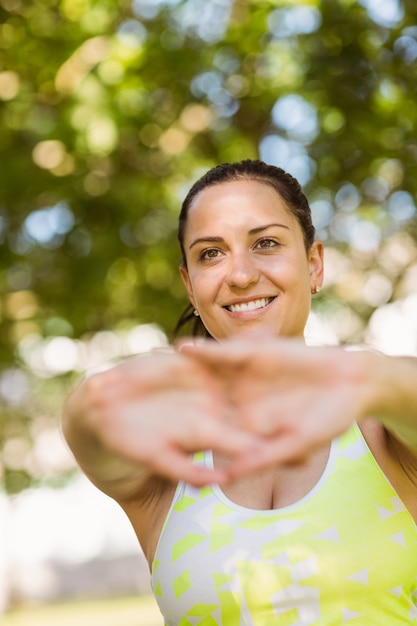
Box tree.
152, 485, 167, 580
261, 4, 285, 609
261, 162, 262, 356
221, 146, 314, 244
1, 0, 416, 492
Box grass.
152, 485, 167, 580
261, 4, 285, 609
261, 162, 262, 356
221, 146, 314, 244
0, 595, 164, 626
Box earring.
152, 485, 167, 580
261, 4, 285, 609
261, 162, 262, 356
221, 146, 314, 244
193, 309, 200, 316
312, 285, 321, 294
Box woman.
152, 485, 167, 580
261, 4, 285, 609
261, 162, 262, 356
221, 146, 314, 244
63, 160, 417, 624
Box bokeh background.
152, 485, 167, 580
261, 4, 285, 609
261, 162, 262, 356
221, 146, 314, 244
1, 0, 417, 623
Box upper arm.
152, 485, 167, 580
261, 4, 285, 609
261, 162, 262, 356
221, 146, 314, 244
119, 476, 177, 567
361, 417, 417, 521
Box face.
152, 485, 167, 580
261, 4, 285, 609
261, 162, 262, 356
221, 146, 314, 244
180, 179, 323, 341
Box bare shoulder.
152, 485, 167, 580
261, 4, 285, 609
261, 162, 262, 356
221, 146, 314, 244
118, 475, 177, 567
360, 418, 417, 521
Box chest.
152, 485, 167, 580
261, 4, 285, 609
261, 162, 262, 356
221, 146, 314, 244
214, 444, 330, 511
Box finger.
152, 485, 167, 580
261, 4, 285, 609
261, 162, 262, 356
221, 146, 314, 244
149, 448, 230, 486
170, 411, 264, 459
117, 403, 263, 476
226, 432, 320, 478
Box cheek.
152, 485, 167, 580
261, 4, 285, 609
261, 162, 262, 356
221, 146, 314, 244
185, 273, 209, 307
265, 257, 311, 294
188, 267, 222, 294
261, 255, 299, 279
283, 254, 311, 278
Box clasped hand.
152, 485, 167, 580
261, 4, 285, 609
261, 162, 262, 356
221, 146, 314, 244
86, 333, 371, 486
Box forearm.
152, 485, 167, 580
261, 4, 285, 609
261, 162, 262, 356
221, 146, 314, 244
364, 352, 417, 451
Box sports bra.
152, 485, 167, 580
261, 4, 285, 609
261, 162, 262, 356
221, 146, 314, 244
151, 423, 417, 625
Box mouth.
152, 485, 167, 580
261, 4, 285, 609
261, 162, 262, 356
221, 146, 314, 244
225, 297, 275, 313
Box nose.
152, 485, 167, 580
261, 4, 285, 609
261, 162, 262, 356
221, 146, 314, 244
226, 251, 259, 289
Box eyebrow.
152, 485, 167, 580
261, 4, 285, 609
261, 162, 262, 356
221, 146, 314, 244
188, 223, 290, 250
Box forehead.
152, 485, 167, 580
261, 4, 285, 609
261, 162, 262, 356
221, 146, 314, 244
186, 179, 294, 226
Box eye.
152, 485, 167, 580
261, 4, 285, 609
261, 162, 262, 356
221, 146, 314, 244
199, 248, 222, 261
255, 237, 280, 250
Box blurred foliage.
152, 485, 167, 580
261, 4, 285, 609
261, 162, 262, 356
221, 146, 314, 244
0, 0, 417, 492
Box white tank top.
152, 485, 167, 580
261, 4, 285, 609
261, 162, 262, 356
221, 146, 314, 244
151, 424, 417, 625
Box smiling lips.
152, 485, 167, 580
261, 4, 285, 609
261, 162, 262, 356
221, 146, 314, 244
225, 297, 275, 313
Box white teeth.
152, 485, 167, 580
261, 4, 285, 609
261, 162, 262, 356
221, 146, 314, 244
228, 298, 271, 313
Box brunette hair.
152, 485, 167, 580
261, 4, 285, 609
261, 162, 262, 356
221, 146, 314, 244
174, 159, 315, 337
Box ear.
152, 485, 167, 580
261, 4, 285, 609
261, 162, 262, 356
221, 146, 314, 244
308, 241, 324, 291
179, 265, 196, 308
